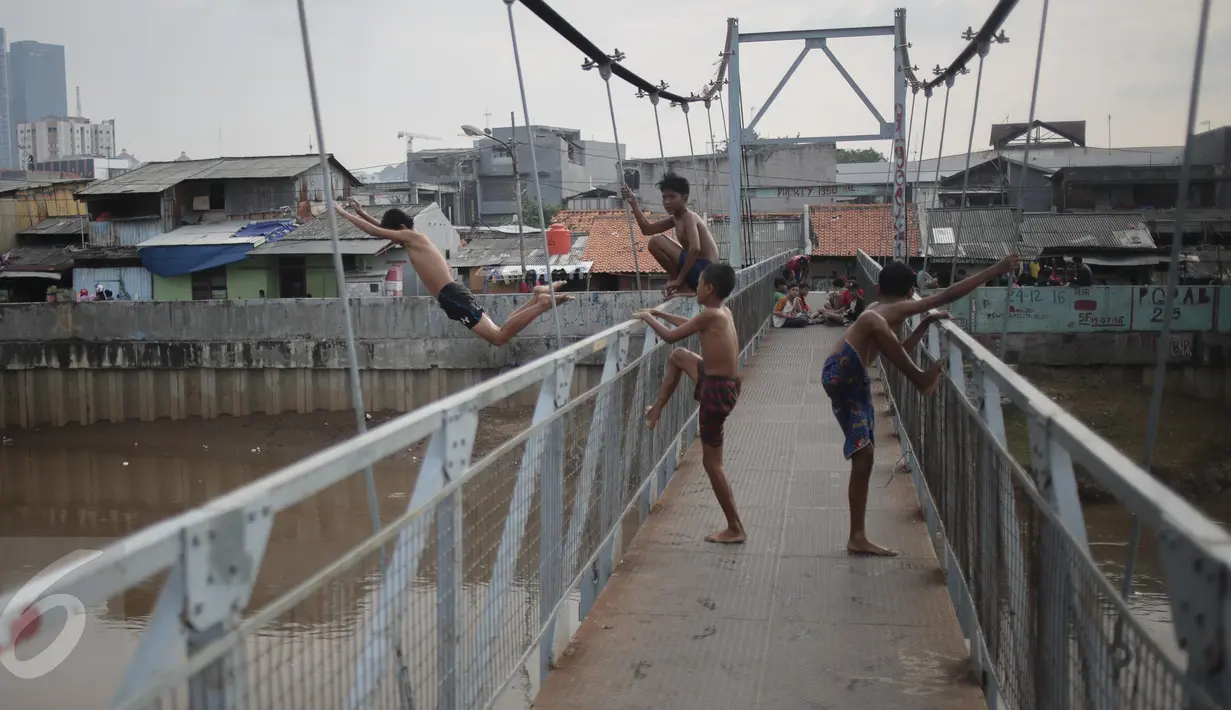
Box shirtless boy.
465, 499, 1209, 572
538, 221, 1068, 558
824, 255, 1019, 555
334, 199, 572, 346
621, 173, 720, 299
638, 263, 745, 544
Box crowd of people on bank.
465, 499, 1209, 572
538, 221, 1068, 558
771, 271, 866, 330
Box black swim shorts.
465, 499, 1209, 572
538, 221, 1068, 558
437, 282, 486, 329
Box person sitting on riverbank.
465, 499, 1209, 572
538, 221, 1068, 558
335, 200, 573, 346
773, 284, 808, 328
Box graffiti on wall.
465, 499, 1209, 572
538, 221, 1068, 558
945, 285, 1230, 334
1130, 285, 1216, 331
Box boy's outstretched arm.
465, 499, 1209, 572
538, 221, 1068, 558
335, 206, 422, 246
621, 185, 675, 235
897, 254, 1020, 319
643, 307, 691, 327
902, 310, 950, 353
636, 308, 710, 344
865, 314, 944, 395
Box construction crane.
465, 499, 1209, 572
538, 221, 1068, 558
397, 131, 441, 154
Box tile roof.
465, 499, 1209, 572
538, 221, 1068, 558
808, 204, 920, 257
0, 245, 76, 272
554, 209, 671, 275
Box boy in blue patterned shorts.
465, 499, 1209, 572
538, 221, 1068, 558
823, 255, 1019, 555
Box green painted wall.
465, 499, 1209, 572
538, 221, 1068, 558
227, 257, 277, 299
305, 256, 338, 298
152, 273, 192, 301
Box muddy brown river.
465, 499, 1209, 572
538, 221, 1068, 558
0, 406, 1220, 708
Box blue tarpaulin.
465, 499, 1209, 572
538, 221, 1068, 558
139, 244, 255, 277
236, 219, 296, 242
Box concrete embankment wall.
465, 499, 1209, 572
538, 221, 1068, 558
0, 294, 650, 429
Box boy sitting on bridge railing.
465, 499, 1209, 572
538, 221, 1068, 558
335, 199, 573, 346
822, 254, 1019, 556
638, 263, 746, 544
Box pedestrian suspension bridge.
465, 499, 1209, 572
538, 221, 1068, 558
1, 0, 1227, 708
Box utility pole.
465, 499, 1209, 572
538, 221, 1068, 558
512, 111, 527, 278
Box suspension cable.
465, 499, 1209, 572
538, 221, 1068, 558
650, 92, 668, 173
599, 65, 647, 306
705, 98, 718, 217
681, 102, 701, 211
295, 3, 409, 705
999, 0, 1050, 361
505, 0, 565, 349
1123, 0, 1213, 599
921, 79, 952, 275
912, 88, 932, 267
947, 50, 987, 287
294, 0, 380, 540
901, 83, 920, 264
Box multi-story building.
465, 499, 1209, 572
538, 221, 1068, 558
17, 117, 115, 164
405, 125, 622, 225
8, 40, 68, 168
0, 30, 13, 169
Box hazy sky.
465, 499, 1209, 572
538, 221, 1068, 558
5, 0, 1229, 177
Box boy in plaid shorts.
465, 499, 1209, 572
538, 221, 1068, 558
637, 263, 745, 544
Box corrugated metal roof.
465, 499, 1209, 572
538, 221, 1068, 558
191, 156, 324, 181
18, 215, 89, 236
251, 240, 391, 256
0, 177, 88, 195
839, 145, 1185, 186
75, 159, 222, 195
76, 154, 360, 196
927, 241, 1039, 262
285, 204, 428, 241
450, 235, 589, 268
0, 245, 76, 272
136, 221, 266, 248
925, 207, 1022, 244
1020, 213, 1157, 250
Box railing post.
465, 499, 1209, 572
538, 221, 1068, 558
347, 405, 476, 710
437, 407, 478, 710
574, 332, 631, 620
182, 504, 275, 710
538, 359, 575, 687
1027, 411, 1080, 710
1160, 532, 1231, 704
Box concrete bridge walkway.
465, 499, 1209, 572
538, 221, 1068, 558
534, 325, 984, 709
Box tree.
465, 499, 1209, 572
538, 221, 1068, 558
520, 193, 561, 228
835, 148, 887, 164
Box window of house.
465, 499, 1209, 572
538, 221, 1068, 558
278, 257, 307, 298
492, 145, 511, 159
342, 255, 358, 272
191, 267, 229, 300
209, 181, 226, 210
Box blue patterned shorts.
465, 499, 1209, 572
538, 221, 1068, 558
821, 341, 875, 459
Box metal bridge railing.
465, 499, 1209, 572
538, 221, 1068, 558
0, 251, 792, 710
855, 250, 1228, 710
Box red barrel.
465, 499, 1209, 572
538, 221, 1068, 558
546, 223, 571, 256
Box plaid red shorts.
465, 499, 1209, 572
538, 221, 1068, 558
694, 361, 741, 447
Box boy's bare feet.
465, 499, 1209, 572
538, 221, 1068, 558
847, 535, 898, 556
705, 527, 747, 544
644, 404, 661, 430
